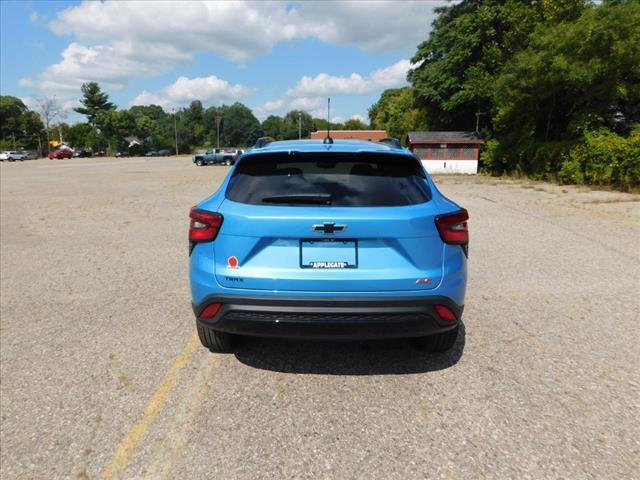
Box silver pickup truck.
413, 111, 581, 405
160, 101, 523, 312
193, 148, 242, 166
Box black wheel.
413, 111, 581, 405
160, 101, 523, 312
414, 325, 459, 352
196, 159, 203, 166
197, 324, 235, 353
224, 158, 232, 166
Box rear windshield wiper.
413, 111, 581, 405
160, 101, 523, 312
261, 194, 332, 205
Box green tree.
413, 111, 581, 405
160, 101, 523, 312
0, 96, 45, 150
281, 110, 313, 139
219, 102, 262, 146
179, 101, 205, 149
408, 0, 545, 130
63, 123, 96, 149
343, 118, 369, 130
74, 82, 116, 125
495, 1, 640, 140
368, 87, 427, 141
261, 115, 284, 139
488, 0, 640, 173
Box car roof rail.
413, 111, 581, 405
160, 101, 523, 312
378, 138, 403, 149
254, 136, 276, 148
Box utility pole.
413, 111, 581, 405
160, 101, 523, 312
475, 111, 485, 132
215, 116, 222, 149
172, 109, 179, 155
12, 133, 16, 149
37, 134, 42, 157
298, 112, 302, 140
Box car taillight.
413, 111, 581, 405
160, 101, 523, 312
434, 304, 457, 322
200, 303, 222, 319
189, 208, 223, 242
435, 209, 469, 245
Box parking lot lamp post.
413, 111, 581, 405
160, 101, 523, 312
215, 116, 222, 149
298, 112, 302, 140
43, 129, 50, 153
172, 108, 179, 155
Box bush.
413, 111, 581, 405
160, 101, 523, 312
560, 127, 640, 191
479, 138, 506, 174
480, 138, 572, 179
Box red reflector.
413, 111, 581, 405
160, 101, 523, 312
435, 305, 457, 322
435, 210, 469, 245
200, 303, 222, 319
189, 208, 223, 242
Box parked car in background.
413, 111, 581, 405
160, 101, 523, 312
0, 150, 27, 162
192, 148, 239, 166
0, 151, 28, 161
189, 139, 469, 353
145, 151, 158, 157
157, 149, 171, 156
73, 150, 92, 158
115, 151, 129, 158
25, 151, 40, 160
48, 149, 73, 160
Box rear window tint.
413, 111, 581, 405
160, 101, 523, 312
226, 152, 431, 207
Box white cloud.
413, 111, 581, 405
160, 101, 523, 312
253, 99, 286, 120
19, 78, 35, 88
50, 1, 444, 58
35, 42, 184, 94
49, 1, 299, 62
350, 114, 367, 123
293, 2, 444, 52
130, 75, 250, 108
370, 59, 413, 88
287, 59, 411, 98
288, 73, 370, 97
290, 97, 325, 110
261, 99, 284, 112
34, 1, 444, 96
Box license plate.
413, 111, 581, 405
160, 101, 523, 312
300, 239, 358, 269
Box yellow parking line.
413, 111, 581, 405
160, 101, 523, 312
102, 330, 201, 479
145, 354, 220, 478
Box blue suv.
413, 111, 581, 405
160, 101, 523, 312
189, 139, 468, 353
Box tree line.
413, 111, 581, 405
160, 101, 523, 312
369, 0, 639, 190
1, 83, 369, 156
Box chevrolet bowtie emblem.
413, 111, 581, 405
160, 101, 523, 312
312, 222, 346, 234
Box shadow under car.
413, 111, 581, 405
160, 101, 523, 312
233, 322, 466, 375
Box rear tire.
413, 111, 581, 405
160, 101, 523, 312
224, 158, 232, 166
197, 324, 235, 353
414, 325, 459, 352
196, 159, 203, 166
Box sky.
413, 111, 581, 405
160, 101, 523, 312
0, 0, 445, 124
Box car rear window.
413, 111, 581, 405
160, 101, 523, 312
226, 152, 431, 207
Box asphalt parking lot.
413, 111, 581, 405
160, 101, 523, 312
1, 156, 639, 479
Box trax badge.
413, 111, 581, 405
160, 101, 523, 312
227, 256, 239, 269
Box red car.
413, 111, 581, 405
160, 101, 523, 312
48, 149, 73, 159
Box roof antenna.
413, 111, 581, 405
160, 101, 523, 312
323, 97, 333, 144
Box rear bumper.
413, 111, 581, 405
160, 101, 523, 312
193, 295, 462, 340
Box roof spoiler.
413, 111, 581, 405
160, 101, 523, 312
254, 136, 275, 148
378, 138, 402, 149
